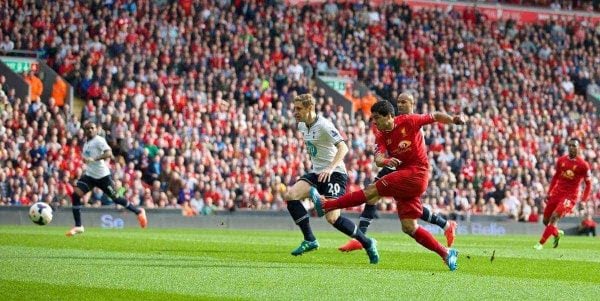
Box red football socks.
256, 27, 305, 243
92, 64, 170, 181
411, 226, 448, 259
539, 224, 558, 244
323, 190, 368, 211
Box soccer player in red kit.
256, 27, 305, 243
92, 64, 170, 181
534, 138, 591, 250
310, 94, 464, 271
338, 99, 457, 252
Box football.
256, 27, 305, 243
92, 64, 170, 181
29, 202, 53, 226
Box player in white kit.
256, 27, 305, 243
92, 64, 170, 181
66, 122, 147, 236
284, 93, 379, 264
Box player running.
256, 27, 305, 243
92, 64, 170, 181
310, 94, 463, 271
284, 93, 379, 264
66, 122, 147, 236
339, 96, 457, 252
534, 138, 591, 250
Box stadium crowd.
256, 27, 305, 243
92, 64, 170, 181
493, 0, 600, 12
0, 0, 598, 221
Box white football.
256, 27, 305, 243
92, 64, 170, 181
29, 202, 53, 225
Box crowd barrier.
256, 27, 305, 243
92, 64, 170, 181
286, 0, 600, 24
1, 207, 593, 236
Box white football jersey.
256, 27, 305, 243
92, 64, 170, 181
298, 116, 347, 174
82, 135, 111, 179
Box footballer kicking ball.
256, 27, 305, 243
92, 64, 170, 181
29, 202, 53, 225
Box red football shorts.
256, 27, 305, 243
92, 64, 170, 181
544, 194, 576, 219
375, 166, 429, 219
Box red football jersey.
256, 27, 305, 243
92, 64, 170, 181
549, 155, 591, 200
374, 114, 435, 169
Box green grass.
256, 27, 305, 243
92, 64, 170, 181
1, 226, 599, 300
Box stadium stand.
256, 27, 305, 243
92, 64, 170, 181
493, 1, 600, 12
0, 0, 598, 221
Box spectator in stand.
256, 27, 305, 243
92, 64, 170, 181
51, 77, 68, 107
0, 35, 14, 53
494, 0, 599, 12
0, 1, 597, 217
23, 70, 43, 102
578, 213, 597, 237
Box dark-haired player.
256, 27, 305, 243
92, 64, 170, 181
534, 138, 591, 250
66, 122, 147, 236
310, 93, 463, 271
339, 96, 457, 252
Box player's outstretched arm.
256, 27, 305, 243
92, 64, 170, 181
432, 112, 465, 125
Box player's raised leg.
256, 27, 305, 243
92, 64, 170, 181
421, 206, 456, 247
101, 176, 147, 228
310, 187, 373, 216
338, 167, 394, 252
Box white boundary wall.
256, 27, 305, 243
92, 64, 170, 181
2, 207, 594, 236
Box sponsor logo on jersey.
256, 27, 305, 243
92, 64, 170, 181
306, 141, 317, 158
561, 169, 575, 180
398, 140, 412, 151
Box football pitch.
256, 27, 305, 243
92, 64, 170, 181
1, 226, 599, 300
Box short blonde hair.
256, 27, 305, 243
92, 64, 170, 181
294, 93, 316, 108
